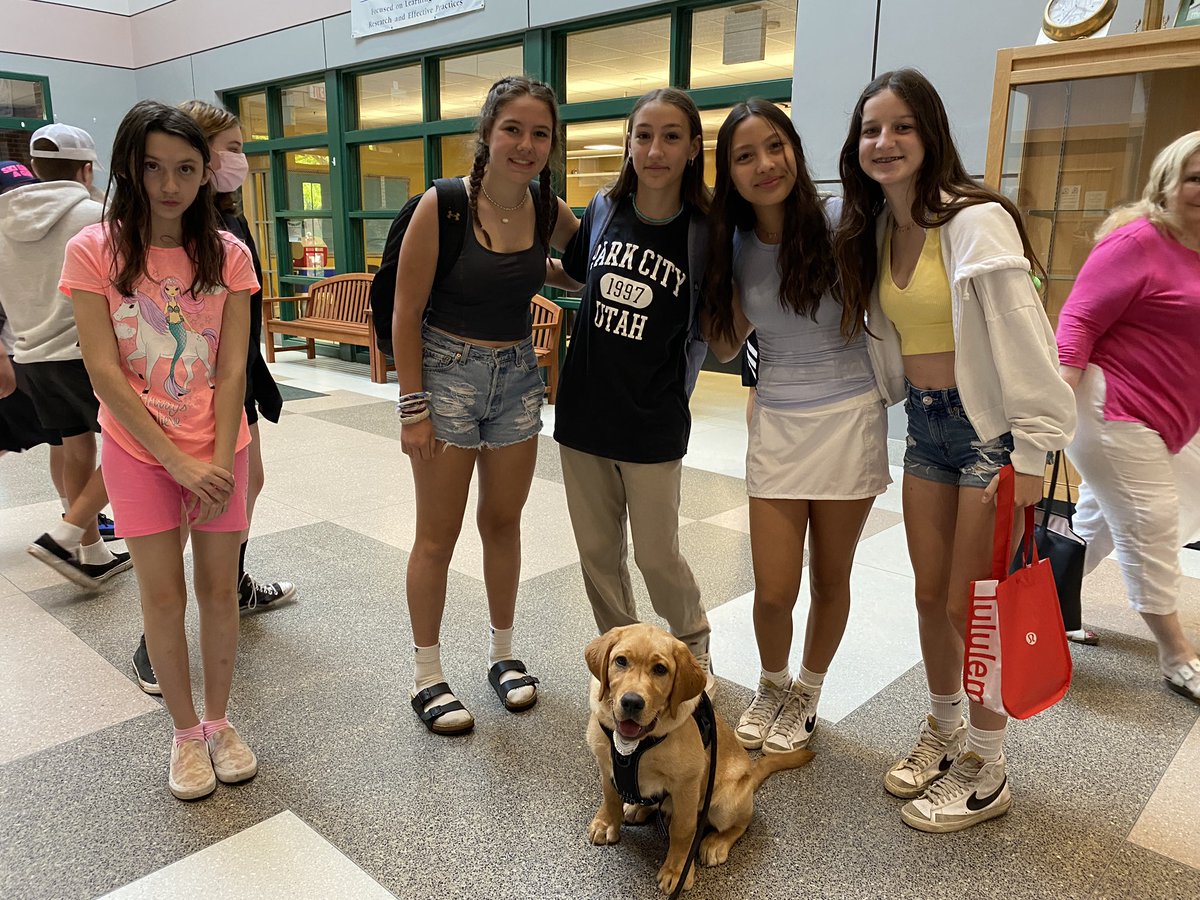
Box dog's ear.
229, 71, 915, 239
585, 629, 619, 701
668, 642, 708, 717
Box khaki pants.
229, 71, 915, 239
559, 445, 709, 655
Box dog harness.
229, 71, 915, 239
601, 694, 716, 807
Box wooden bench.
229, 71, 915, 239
262, 273, 390, 384
530, 294, 563, 404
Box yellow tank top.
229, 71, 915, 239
879, 225, 955, 355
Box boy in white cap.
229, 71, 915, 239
0, 124, 131, 587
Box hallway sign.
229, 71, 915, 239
353, 0, 485, 38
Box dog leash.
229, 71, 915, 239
668, 691, 717, 900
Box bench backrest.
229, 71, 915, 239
530, 294, 562, 353
306, 273, 375, 325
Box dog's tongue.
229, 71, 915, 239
617, 720, 643, 739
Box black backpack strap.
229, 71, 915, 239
431, 177, 468, 286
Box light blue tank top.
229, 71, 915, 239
733, 200, 876, 410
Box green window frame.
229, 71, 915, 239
0, 71, 54, 166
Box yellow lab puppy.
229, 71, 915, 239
585, 624, 813, 894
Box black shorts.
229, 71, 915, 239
13, 359, 100, 439
740, 331, 759, 388
0, 362, 59, 450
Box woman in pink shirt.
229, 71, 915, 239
1056, 130, 1200, 705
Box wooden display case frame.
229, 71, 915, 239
984, 26, 1200, 188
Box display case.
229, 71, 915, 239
985, 27, 1200, 325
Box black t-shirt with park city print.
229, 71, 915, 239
555, 196, 692, 464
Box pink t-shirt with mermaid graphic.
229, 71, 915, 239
59, 224, 259, 465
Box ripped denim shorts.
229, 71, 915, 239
421, 325, 544, 450
903, 379, 1012, 488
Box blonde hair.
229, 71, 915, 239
176, 99, 240, 142
1097, 130, 1200, 241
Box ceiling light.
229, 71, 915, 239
583, 144, 623, 151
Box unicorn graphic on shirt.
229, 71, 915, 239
113, 285, 217, 400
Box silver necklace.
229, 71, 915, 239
480, 183, 527, 224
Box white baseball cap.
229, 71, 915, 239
29, 123, 98, 162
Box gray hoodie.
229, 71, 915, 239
0, 181, 103, 363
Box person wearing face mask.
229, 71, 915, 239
114, 101, 296, 698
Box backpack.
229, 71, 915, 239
370, 177, 468, 356
369, 177, 557, 356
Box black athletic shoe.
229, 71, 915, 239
238, 572, 297, 613
27, 533, 99, 589
132, 634, 161, 695
97, 513, 120, 542
81, 551, 133, 583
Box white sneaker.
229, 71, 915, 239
763, 680, 819, 754
884, 715, 966, 799
694, 651, 716, 699
735, 678, 790, 750
901, 752, 1012, 833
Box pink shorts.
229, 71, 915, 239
101, 438, 249, 538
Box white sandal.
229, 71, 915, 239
1164, 659, 1200, 704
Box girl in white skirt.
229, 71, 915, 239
703, 100, 891, 754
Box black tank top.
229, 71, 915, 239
425, 199, 548, 342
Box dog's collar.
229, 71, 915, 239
601, 695, 716, 807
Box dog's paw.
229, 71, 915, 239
587, 817, 620, 845
623, 803, 657, 825
699, 833, 731, 867
656, 861, 695, 894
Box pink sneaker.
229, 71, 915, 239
169, 739, 216, 800
206, 725, 258, 784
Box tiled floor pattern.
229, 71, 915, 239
1, 361, 1197, 899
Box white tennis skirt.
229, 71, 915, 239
747, 389, 892, 500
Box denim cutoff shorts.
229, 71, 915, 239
903, 379, 1012, 488
421, 326, 544, 450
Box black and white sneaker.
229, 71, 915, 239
238, 572, 297, 613
27, 533, 99, 589
132, 634, 161, 695
81, 551, 133, 583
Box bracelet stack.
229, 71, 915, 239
397, 390, 432, 425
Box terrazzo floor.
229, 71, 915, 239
1, 360, 1197, 900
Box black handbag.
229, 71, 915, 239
1012, 451, 1086, 632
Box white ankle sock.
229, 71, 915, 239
412, 643, 471, 728
48, 520, 85, 550
966, 721, 1006, 762
489, 625, 535, 706
78, 540, 115, 566
60, 496, 71, 513
760, 666, 791, 689
930, 690, 966, 734
797, 664, 826, 692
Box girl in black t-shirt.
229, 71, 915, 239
550, 88, 715, 687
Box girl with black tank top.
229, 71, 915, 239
547, 89, 715, 698
392, 77, 576, 736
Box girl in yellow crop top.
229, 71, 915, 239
831, 68, 1074, 836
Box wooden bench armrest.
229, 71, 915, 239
262, 294, 310, 318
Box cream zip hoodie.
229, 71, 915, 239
865, 201, 1076, 475
0, 181, 103, 363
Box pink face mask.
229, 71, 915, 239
210, 151, 249, 193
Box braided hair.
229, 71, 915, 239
466, 75, 561, 254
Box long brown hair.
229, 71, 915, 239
466, 75, 560, 254
177, 99, 241, 215
704, 100, 847, 344
105, 100, 223, 297
607, 88, 711, 216
832, 68, 1045, 317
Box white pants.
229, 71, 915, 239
1069, 365, 1200, 616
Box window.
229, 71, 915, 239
0, 76, 48, 119
241, 153, 277, 295
690, 1, 797, 90
439, 45, 523, 119
359, 140, 424, 210
565, 118, 625, 208
440, 133, 477, 180
565, 19, 670, 104
357, 65, 422, 129
238, 93, 268, 143
280, 82, 328, 138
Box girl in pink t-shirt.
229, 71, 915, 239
61, 101, 259, 801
